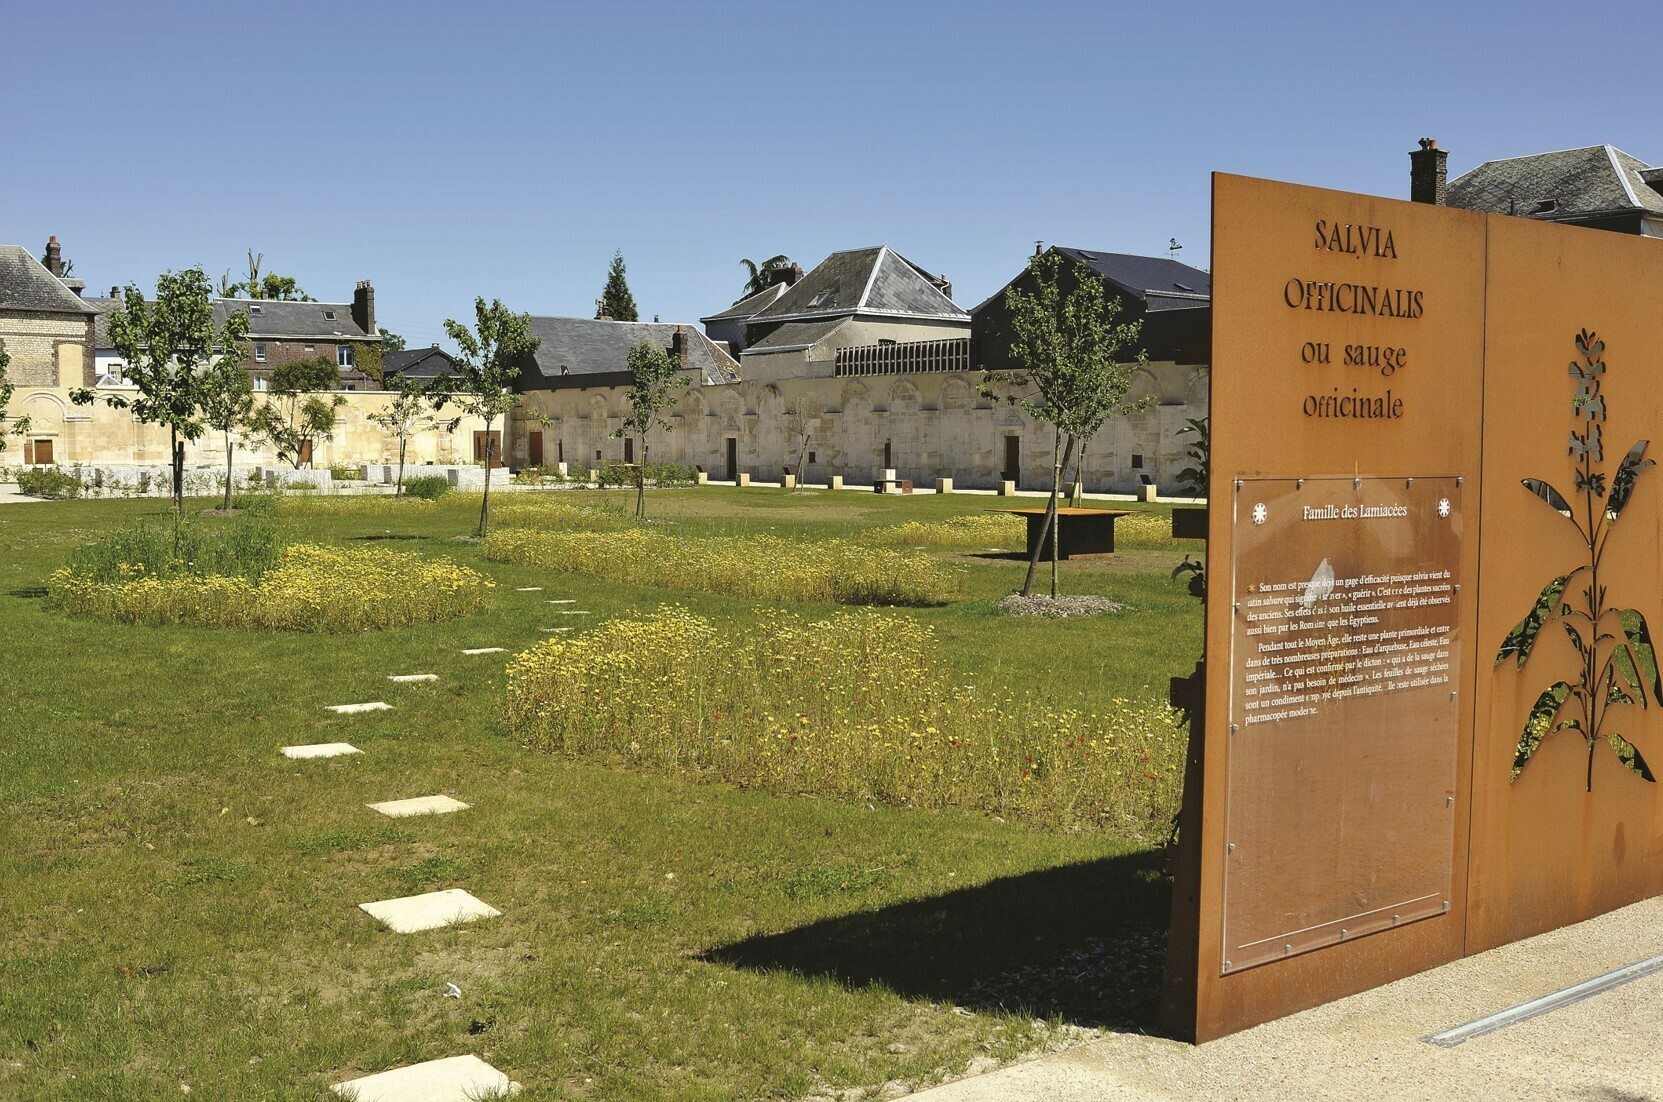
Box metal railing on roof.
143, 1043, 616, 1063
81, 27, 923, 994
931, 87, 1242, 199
833, 337, 970, 377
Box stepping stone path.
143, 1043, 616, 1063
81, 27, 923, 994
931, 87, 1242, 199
514, 586, 543, 592
558, 610, 591, 616
359, 888, 501, 933
388, 673, 438, 683
282, 743, 363, 760
461, 647, 505, 655
367, 795, 470, 819
538, 627, 573, 633
332, 1054, 520, 1100
327, 702, 393, 714
546, 599, 577, 604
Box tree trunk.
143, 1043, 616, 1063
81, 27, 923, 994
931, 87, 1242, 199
636, 437, 647, 518
478, 416, 495, 536
1020, 428, 1066, 598
223, 432, 234, 511
171, 432, 184, 515
396, 438, 407, 497
1050, 435, 1072, 599
1070, 440, 1087, 506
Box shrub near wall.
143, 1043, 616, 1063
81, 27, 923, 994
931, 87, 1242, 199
49, 544, 491, 632
485, 527, 958, 606
503, 606, 1186, 834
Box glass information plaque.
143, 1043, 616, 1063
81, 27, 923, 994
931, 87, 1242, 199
1223, 476, 1463, 973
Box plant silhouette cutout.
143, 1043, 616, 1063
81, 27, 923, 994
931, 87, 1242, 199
1497, 330, 1658, 790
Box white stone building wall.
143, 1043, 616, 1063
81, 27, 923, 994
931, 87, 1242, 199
0, 311, 90, 387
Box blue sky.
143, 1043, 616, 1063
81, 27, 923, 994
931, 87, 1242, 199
6, 0, 1657, 348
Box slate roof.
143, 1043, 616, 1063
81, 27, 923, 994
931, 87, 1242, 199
522, 317, 740, 387
214, 298, 374, 341
383, 346, 458, 380
749, 246, 967, 324
1446, 145, 1663, 221
0, 245, 98, 315
700, 283, 788, 323
84, 296, 124, 346
743, 317, 849, 354
972, 249, 1212, 315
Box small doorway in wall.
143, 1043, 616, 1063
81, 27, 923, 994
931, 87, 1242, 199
473, 431, 503, 468
23, 438, 53, 465
528, 431, 544, 468
298, 439, 314, 468
624, 437, 634, 464
1003, 436, 1020, 484
883, 440, 893, 470
557, 438, 564, 464
726, 438, 738, 482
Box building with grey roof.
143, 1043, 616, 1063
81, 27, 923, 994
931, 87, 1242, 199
382, 344, 460, 383
1411, 139, 1663, 237
0, 240, 98, 404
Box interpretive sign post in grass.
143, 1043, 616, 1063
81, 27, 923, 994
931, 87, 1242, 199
1163, 173, 1663, 1042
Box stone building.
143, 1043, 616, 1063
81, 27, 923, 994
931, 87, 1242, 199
1410, 138, 1663, 237
0, 241, 98, 464
86, 280, 381, 390
697, 261, 803, 355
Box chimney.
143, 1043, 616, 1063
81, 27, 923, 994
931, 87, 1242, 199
1410, 138, 1448, 205
674, 324, 688, 371
933, 273, 953, 300
43, 236, 62, 276
110, 285, 119, 298
1034, 240, 1044, 257
595, 297, 611, 321
352, 280, 375, 335
768, 261, 804, 287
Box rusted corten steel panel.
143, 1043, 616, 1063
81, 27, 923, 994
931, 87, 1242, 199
1469, 216, 1663, 953
1165, 174, 1663, 1042
1171, 174, 1487, 1042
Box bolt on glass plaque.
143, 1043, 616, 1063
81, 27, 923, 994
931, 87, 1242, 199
1223, 476, 1462, 973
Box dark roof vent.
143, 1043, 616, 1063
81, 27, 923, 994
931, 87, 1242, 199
1530, 199, 1559, 215
1174, 281, 1195, 292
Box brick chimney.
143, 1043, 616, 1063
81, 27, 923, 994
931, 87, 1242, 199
43, 236, 63, 276
1410, 138, 1448, 205
768, 261, 804, 287
352, 280, 375, 335
674, 324, 689, 371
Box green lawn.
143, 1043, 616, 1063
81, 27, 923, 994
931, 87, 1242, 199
0, 487, 1202, 1101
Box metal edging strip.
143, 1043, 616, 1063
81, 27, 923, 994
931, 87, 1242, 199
1424, 952, 1663, 1047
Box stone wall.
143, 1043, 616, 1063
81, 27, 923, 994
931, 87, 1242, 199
512, 360, 1209, 494
0, 310, 94, 388
6, 385, 489, 473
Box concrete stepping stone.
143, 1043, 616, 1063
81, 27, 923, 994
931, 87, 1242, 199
558, 610, 591, 616
359, 888, 501, 933
388, 673, 438, 683
546, 598, 576, 604
514, 586, 542, 592
282, 743, 362, 760
332, 1054, 520, 1100
327, 702, 392, 714
537, 627, 573, 633
367, 795, 470, 819
461, 647, 505, 655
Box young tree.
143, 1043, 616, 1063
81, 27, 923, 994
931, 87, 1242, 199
200, 341, 255, 509
72, 267, 251, 515
738, 254, 790, 301
378, 327, 407, 353
612, 340, 683, 517
784, 402, 814, 487
0, 347, 30, 451
248, 356, 347, 469
369, 374, 445, 496
438, 298, 541, 535
225, 249, 311, 300
600, 250, 638, 321
983, 251, 1150, 599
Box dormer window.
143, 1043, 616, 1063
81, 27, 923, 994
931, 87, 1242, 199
249, 304, 262, 315
809, 290, 832, 308
324, 310, 336, 320
1174, 282, 1195, 292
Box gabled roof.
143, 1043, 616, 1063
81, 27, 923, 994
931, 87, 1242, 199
1446, 145, 1663, 221
700, 282, 788, 324
972, 248, 1212, 315
383, 346, 458, 379
742, 317, 849, 355
523, 316, 740, 386
0, 245, 98, 316
749, 246, 967, 324
214, 298, 374, 341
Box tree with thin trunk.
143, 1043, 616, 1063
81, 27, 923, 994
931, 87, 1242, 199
200, 345, 254, 509
369, 374, 444, 496
612, 340, 683, 517
600, 251, 639, 321
72, 267, 250, 520
982, 251, 1149, 598
248, 357, 346, 469
438, 298, 541, 536
785, 402, 814, 487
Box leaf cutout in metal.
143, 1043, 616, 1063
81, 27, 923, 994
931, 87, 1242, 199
1608, 734, 1656, 782
1514, 681, 1573, 778
1521, 478, 1575, 518
1607, 440, 1653, 523
1620, 608, 1663, 705
1496, 567, 1585, 668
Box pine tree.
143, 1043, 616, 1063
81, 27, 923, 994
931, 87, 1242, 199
600, 250, 639, 321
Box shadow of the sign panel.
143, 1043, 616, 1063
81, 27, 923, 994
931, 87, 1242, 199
701, 852, 1173, 1031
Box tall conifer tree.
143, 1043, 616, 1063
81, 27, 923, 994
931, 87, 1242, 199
600, 250, 639, 321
